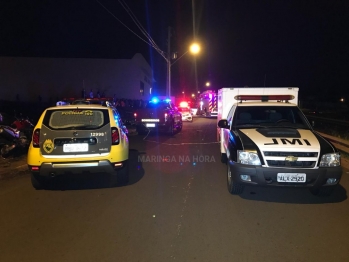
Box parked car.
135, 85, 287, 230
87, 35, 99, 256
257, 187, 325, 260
27, 101, 129, 189
133, 98, 182, 135
178, 107, 193, 122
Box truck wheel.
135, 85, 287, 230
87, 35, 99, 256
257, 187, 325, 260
309, 186, 336, 196
227, 163, 244, 195
31, 173, 47, 190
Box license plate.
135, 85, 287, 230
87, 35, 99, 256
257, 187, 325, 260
63, 143, 88, 152
146, 123, 156, 127
277, 173, 306, 183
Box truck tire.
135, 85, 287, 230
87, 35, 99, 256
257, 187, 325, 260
31, 173, 47, 190
227, 163, 244, 195
309, 186, 336, 196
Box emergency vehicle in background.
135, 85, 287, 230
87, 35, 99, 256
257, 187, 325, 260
198, 90, 218, 117
178, 101, 193, 122
133, 97, 182, 135
217, 87, 342, 196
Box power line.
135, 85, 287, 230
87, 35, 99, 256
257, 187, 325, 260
95, 0, 167, 61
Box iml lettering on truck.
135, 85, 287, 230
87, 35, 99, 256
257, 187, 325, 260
264, 138, 311, 146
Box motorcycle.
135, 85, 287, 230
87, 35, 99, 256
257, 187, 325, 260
11, 115, 34, 140
0, 114, 33, 158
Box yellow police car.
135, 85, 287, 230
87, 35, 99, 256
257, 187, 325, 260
27, 101, 129, 189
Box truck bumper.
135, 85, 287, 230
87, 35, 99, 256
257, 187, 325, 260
228, 160, 342, 188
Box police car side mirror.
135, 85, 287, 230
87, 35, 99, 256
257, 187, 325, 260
218, 119, 230, 129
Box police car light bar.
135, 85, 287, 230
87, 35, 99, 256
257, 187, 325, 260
234, 95, 295, 102
179, 101, 189, 108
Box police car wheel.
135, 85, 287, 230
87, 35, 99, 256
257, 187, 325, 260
117, 160, 129, 185
221, 153, 227, 164
31, 173, 47, 190
309, 186, 336, 196
227, 163, 244, 195
109, 174, 118, 188
168, 122, 175, 136
110, 161, 129, 187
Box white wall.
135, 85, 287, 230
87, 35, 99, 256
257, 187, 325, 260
0, 53, 154, 103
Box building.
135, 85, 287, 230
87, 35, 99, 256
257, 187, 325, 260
0, 53, 154, 103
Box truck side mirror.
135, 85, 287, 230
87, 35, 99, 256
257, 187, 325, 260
218, 119, 230, 129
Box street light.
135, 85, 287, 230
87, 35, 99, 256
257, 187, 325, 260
167, 43, 201, 98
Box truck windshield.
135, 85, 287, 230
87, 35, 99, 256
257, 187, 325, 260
233, 106, 311, 129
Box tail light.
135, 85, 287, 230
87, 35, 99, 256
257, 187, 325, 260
164, 113, 168, 121
111, 127, 120, 145
32, 129, 40, 148
134, 113, 137, 118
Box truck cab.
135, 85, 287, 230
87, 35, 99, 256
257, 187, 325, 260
217, 88, 342, 196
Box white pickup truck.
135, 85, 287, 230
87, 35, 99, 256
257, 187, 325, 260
217, 87, 342, 196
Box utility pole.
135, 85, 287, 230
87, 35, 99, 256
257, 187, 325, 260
192, 0, 199, 94
167, 26, 172, 97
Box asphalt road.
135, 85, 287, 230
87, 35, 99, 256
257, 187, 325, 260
1, 118, 349, 262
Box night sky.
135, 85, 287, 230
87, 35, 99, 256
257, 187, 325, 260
1, 0, 348, 100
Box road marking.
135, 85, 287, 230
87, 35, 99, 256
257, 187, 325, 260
144, 140, 219, 145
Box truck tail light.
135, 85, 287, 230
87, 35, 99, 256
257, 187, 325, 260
111, 127, 120, 145
32, 129, 40, 148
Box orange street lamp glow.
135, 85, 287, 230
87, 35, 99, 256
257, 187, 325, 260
190, 43, 201, 54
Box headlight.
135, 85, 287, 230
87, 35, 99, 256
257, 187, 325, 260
320, 152, 340, 167
237, 150, 261, 165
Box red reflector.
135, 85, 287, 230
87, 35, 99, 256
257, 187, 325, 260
31, 166, 40, 171
235, 95, 295, 101
179, 101, 189, 108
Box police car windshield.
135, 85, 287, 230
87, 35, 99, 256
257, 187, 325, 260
233, 106, 311, 129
